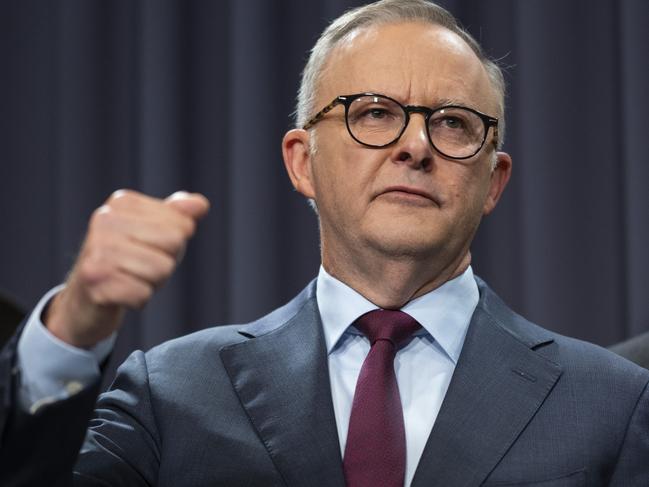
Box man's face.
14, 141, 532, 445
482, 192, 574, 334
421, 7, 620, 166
286, 22, 510, 272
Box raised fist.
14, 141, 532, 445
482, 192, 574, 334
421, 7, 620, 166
45, 189, 210, 348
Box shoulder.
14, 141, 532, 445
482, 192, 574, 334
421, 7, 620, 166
143, 279, 318, 367
475, 276, 649, 393
548, 333, 649, 399
107, 280, 318, 405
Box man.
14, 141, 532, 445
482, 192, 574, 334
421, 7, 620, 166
1, 0, 648, 486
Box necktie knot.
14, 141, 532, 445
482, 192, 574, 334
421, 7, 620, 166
354, 309, 421, 348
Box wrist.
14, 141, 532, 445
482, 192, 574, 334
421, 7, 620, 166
44, 289, 123, 349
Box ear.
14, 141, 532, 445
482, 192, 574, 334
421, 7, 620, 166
483, 151, 512, 215
282, 128, 316, 199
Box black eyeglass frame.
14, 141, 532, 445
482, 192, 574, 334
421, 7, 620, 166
302, 92, 499, 160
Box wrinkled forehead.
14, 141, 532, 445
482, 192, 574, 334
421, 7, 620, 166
316, 22, 498, 116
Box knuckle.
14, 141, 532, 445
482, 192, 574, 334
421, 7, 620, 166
107, 189, 138, 209
109, 188, 132, 201
166, 227, 189, 252
89, 205, 115, 229
148, 256, 174, 284
159, 254, 176, 278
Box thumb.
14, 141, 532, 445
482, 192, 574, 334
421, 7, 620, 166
164, 191, 211, 220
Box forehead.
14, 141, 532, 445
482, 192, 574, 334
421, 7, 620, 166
318, 22, 497, 114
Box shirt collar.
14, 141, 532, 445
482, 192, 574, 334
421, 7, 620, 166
316, 265, 479, 364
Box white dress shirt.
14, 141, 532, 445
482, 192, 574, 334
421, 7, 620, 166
317, 266, 478, 487
18, 267, 478, 486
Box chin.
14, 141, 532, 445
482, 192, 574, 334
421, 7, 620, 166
362, 227, 443, 260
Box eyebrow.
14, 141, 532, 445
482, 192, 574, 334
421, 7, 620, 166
414, 97, 472, 109
362, 91, 479, 112
375, 92, 472, 109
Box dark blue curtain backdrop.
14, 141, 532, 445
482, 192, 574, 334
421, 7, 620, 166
1, 0, 648, 376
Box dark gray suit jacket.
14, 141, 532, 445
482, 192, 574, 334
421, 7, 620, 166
1, 278, 649, 486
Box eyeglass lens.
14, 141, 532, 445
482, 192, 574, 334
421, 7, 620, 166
346, 95, 486, 158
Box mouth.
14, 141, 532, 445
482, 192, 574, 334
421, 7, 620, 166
376, 185, 441, 207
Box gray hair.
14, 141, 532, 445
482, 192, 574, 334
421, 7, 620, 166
296, 0, 506, 149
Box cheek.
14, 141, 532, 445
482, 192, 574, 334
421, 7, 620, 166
310, 154, 356, 219
445, 165, 492, 213
312, 145, 379, 210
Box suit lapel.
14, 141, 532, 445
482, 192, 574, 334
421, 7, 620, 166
411, 282, 563, 487
220, 284, 345, 487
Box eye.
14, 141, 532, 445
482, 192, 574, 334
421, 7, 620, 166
369, 108, 388, 118
430, 109, 475, 135
359, 106, 394, 120
348, 96, 403, 127
440, 116, 465, 130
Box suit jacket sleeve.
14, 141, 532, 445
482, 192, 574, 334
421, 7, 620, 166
1, 331, 159, 486
73, 350, 161, 486
0, 322, 101, 487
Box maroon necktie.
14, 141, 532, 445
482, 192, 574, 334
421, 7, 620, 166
343, 309, 421, 487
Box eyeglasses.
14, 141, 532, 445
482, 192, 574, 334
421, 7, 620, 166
303, 92, 499, 160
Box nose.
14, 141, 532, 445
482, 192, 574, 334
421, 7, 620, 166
391, 113, 433, 171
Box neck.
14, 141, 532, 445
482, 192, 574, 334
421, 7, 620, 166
322, 245, 471, 309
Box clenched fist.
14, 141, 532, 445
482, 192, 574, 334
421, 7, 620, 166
45, 189, 210, 348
